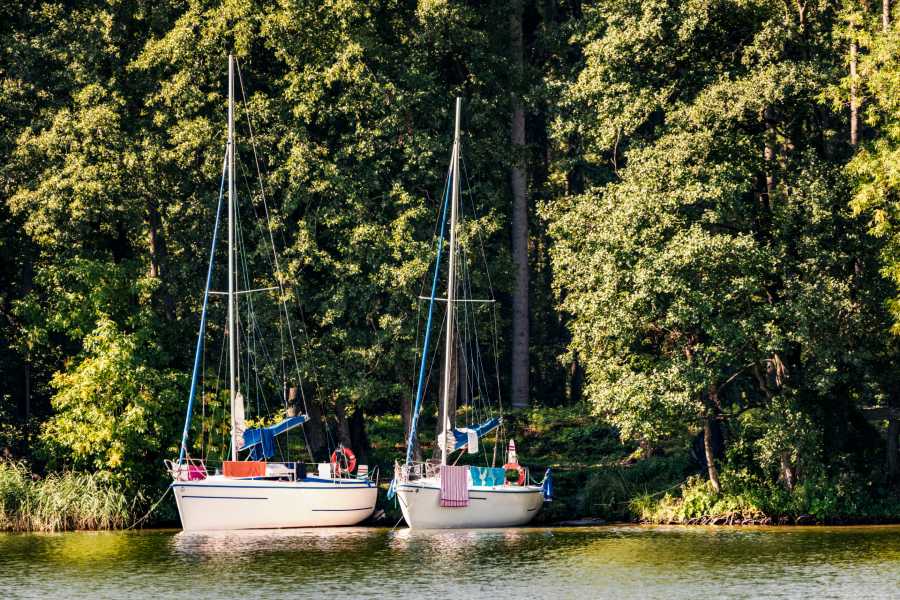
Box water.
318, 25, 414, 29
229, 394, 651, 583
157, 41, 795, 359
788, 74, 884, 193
1, 525, 899, 599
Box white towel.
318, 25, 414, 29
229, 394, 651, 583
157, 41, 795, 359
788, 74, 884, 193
461, 428, 478, 454
438, 427, 479, 454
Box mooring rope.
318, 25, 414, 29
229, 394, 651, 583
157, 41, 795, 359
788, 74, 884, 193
126, 486, 172, 530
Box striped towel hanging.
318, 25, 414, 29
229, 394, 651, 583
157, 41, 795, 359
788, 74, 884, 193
439, 465, 469, 507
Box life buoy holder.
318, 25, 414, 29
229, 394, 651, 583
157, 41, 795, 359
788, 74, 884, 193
331, 446, 357, 475
503, 462, 526, 486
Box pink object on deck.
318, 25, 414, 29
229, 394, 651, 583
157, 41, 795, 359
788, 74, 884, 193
187, 464, 206, 481
439, 465, 469, 507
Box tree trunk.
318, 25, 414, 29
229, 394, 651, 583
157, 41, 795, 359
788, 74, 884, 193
349, 407, 370, 465
884, 0, 891, 31
888, 418, 899, 480
146, 199, 175, 320
22, 257, 32, 445
510, 0, 529, 409
23, 362, 30, 445
303, 398, 328, 462
335, 398, 353, 449
148, 213, 161, 279
850, 29, 859, 147
704, 415, 722, 494
763, 106, 777, 200
569, 353, 584, 404
780, 452, 796, 491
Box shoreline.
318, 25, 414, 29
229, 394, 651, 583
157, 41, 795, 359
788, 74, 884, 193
8, 518, 900, 534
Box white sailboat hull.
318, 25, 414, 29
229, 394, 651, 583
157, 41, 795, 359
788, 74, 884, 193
172, 476, 377, 531
397, 480, 543, 529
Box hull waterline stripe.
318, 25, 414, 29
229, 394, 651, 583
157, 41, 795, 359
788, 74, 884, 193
172, 483, 371, 491
310, 506, 375, 512
397, 485, 542, 495
182, 495, 268, 500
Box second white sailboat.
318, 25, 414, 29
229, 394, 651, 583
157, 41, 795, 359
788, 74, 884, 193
390, 98, 551, 529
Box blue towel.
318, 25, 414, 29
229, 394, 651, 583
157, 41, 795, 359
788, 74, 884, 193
469, 466, 506, 487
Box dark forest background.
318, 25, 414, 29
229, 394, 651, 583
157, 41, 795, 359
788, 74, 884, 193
2, 0, 900, 523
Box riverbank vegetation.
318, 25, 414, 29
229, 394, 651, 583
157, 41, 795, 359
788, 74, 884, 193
2, 0, 900, 530
0, 461, 131, 531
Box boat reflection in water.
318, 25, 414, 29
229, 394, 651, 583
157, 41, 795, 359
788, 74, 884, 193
172, 527, 385, 558
388, 526, 559, 568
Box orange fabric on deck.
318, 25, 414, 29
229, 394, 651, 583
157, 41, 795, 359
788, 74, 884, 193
223, 461, 266, 478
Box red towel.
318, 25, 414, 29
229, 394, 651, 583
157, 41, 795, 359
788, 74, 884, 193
440, 465, 469, 507
223, 461, 266, 478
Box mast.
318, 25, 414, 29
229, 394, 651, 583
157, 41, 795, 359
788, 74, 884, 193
440, 97, 462, 466
228, 55, 238, 460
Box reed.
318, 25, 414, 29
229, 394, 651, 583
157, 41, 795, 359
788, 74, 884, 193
0, 461, 132, 531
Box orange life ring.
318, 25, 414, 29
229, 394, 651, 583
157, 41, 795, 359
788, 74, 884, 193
503, 462, 526, 486
330, 447, 357, 474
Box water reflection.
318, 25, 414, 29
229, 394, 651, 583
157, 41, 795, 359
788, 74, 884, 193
173, 526, 384, 557
1, 525, 899, 599
390, 525, 533, 550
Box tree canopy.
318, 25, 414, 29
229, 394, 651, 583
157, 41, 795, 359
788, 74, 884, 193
1, 0, 899, 515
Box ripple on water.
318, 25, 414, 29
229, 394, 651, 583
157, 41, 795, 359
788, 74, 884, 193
0, 525, 898, 599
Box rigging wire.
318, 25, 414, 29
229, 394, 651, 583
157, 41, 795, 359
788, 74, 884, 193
461, 154, 504, 463
236, 59, 315, 463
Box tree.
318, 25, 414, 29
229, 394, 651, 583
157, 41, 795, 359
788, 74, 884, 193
849, 2, 900, 327
549, 0, 893, 493
42, 317, 182, 492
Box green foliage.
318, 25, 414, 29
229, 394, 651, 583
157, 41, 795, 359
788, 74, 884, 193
41, 317, 183, 493
535, 453, 693, 523
513, 406, 628, 464
0, 0, 899, 528
0, 461, 132, 531
848, 9, 900, 329
546, 0, 898, 516
634, 463, 900, 524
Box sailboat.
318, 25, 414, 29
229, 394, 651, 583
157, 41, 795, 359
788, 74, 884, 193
389, 98, 552, 529
164, 55, 377, 531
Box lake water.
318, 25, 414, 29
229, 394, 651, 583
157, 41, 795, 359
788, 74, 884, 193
1, 525, 898, 599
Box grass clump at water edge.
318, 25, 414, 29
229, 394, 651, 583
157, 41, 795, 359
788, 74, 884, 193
0, 461, 133, 531
629, 476, 768, 525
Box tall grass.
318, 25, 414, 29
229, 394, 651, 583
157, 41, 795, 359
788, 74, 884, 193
0, 461, 132, 531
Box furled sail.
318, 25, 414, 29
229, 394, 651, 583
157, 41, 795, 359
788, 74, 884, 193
437, 416, 501, 454
232, 392, 246, 454
240, 414, 309, 460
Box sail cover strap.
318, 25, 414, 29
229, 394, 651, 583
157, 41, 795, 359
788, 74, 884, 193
240, 415, 309, 461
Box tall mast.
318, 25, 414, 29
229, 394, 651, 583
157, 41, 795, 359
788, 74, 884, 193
440, 97, 462, 467
228, 55, 238, 460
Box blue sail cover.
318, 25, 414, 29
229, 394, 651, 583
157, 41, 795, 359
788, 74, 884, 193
447, 416, 501, 451
240, 415, 308, 461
